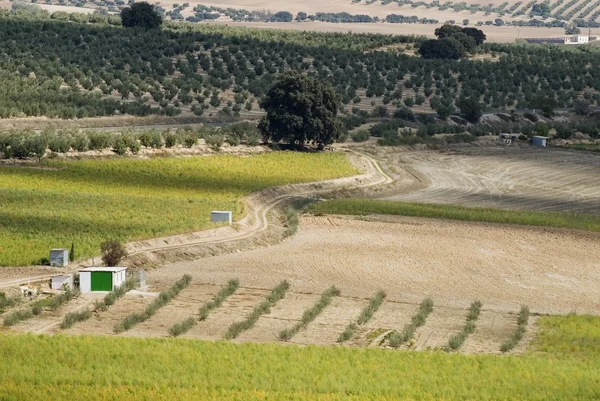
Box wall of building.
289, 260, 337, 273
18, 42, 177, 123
79, 272, 91, 293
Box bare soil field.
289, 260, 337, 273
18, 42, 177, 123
3, 145, 599, 355
378, 145, 600, 214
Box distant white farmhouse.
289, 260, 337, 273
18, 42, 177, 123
523, 35, 597, 45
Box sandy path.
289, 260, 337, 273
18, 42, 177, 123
380, 146, 600, 214
0, 150, 392, 289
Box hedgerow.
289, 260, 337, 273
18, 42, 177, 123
500, 306, 530, 352
60, 279, 136, 330
279, 286, 340, 341
338, 291, 386, 343
3, 289, 79, 327
224, 280, 290, 339
169, 279, 239, 337
388, 298, 434, 347
114, 275, 192, 334
447, 300, 483, 351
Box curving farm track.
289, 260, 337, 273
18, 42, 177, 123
0, 149, 392, 289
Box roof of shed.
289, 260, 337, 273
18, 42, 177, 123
79, 267, 127, 273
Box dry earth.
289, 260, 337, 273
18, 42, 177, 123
3, 144, 600, 354
377, 145, 600, 214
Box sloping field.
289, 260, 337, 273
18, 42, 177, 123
0, 152, 356, 266
138, 215, 600, 315
381, 147, 600, 214
1, 314, 599, 400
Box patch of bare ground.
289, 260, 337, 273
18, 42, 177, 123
11, 295, 96, 334
122, 283, 219, 338
378, 144, 600, 214
182, 286, 270, 340
65, 293, 152, 336
148, 215, 600, 316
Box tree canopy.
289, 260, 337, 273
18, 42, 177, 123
258, 72, 342, 149
120, 2, 162, 29
419, 37, 465, 60
421, 24, 486, 59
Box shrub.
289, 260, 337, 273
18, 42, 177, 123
199, 279, 240, 321
224, 280, 290, 339
164, 131, 178, 148
168, 279, 239, 337
100, 240, 127, 267
169, 317, 195, 336
351, 130, 370, 142
88, 132, 113, 150
60, 309, 93, 329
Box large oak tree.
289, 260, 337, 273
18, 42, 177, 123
258, 72, 342, 149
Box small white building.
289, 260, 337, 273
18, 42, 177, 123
524, 35, 596, 45
79, 267, 127, 293
51, 274, 74, 291
532, 136, 548, 147
211, 210, 233, 225
50, 248, 69, 267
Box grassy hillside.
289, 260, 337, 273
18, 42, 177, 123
0, 315, 598, 400
308, 199, 600, 231
0, 152, 356, 266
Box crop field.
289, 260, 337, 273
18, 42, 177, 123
378, 146, 600, 214
0, 152, 356, 266
308, 199, 600, 231
1, 314, 599, 400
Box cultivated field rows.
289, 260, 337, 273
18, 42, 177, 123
380, 146, 600, 214
23, 282, 533, 354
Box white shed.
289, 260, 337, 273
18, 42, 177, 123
51, 274, 74, 291
79, 267, 127, 293
50, 248, 69, 267
211, 211, 232, 225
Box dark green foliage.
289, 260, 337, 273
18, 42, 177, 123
389, 298, 434, 348
279, 286, 340, 341
338, 291, 386, 343
456, 96, 483, 123
447, 300, 483, 351
60, 309, 92, 329
419, 38, 465, 60
351, 130, 370, 142
114, 275, 192, 333
259, 72, 342, 149
224, 280, 290, 339
69, 242, 75, 262
531, 96, 558, 117
500, 306, 530, 352
100, 240, 127, 267
121, 1, 162, 29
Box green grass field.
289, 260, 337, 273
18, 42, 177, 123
0, 153, 356, 266
308, 199, 600, 232
0, 315, 598, 400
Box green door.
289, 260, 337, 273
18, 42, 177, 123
91, 271, 112, 291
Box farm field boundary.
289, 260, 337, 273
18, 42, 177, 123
308, 198, 600, 232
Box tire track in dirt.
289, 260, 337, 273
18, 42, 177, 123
0, 150, 393, 290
